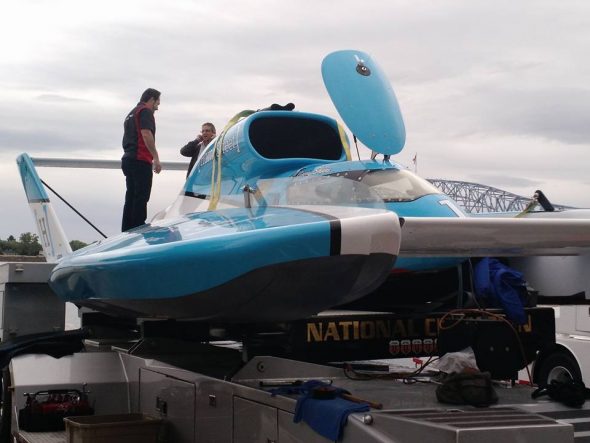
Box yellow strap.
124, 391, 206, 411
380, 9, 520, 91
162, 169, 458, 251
208, 110, 255, 210
515, 195, 538, 218
337, 122, 352, 161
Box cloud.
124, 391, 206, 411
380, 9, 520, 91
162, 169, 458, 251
36, 94, 91, 103
2, 0, 590, 242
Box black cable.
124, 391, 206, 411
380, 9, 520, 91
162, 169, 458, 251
466, 259, 482, 309
352, 134, 361, 160
40, 179, 107, 239
343, 356, 440, 383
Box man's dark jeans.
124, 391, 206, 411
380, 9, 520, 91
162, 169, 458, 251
121, 158, 153, 231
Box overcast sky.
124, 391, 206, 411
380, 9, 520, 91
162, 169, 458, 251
2, 0, 589, 243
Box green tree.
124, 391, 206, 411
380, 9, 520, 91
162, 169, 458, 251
1, 236, 19, 254
69, 240, 88, 251
0, 235, 18, 254
1, 233, 89, 255
18, 232, 42, 256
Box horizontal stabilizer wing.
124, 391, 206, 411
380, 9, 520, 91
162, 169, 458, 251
31, 157, 187, 170
400, 217, 590, 257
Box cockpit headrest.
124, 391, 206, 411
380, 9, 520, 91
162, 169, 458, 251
257, 103, 295, 112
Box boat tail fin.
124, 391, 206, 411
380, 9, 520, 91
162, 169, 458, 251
16, 153, 72, 262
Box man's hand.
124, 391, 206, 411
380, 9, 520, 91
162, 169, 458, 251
153, 159, 162, 174
196, 134, 204, 143
141, 129, 160, 172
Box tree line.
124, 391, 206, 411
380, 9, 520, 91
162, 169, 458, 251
0, 233, 87, 256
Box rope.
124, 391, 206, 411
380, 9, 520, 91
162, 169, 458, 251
342, 309, 534, 386
438, 308, 533, 385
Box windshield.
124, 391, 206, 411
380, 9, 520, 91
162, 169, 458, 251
217, 175, 386, 209
328, 169, 441, 202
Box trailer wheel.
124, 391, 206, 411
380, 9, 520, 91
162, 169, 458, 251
536, 351, 582, 387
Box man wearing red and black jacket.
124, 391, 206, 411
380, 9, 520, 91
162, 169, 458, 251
121, 88, 162, 231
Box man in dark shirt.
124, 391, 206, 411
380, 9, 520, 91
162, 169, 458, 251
121, 88, 162, 231
180, 122, 216, 177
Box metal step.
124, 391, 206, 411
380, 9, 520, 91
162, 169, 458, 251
348, 407, 573, 443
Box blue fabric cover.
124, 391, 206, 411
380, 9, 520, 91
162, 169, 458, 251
294, 395, 369, 441
270, 380, 370, 441
474, 258, 528, 324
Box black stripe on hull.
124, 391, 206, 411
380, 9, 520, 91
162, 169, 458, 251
76, 253, 396, 322
184, 192, 208, 199
329, 220, 341, 256
266, 206, 342, 256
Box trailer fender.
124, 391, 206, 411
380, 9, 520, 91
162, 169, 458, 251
533, 345, 583, 387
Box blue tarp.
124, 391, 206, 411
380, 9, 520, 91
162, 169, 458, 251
270, 380, 370, 441
474, 258, 528, 324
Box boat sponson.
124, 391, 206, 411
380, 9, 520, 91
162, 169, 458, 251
71, 253, 395, 322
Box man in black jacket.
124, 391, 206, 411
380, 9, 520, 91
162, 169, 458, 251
180, 122, 216, 177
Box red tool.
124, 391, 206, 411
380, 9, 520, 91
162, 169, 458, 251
311, 386, 383, 409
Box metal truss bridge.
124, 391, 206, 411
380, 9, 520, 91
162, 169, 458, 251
427, 179, 572, 214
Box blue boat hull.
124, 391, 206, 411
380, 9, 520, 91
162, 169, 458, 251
49, 206, 400, 321
68, 253, 394, 321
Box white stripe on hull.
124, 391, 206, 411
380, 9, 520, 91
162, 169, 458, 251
296, 205, 400, 256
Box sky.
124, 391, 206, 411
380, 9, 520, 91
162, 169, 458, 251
2, 0, 590, 243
